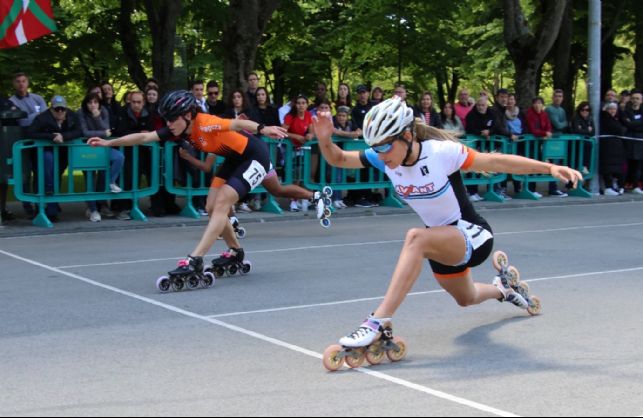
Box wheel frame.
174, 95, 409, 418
386, 337, 407, 362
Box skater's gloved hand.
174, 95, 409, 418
550, 165, 583, 189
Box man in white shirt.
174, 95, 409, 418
191, 80, 208, 112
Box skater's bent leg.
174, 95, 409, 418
373, 227, 467, 318
192, 185, 239, 257
262, 176, 313, 200
436, 272, 502, 307
206, 189, 241, 249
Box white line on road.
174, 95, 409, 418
0, 248, 519, 418
206, 266, 643, 319
53, 222, 643, 269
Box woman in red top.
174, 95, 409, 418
283, 94, 315, 211
526, 97, 553, 138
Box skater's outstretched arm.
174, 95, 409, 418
88, 131, 160, 148
312, 111, 364, 169
229, 119, 287, 139
467, 153, 584, 189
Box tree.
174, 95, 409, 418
502, 0, 570, 108
220, 0, 281, 93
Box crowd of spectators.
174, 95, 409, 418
1, 70, 642, 225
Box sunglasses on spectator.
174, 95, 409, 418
208, 91, 219, 96
581, 108, 590, 111
53, 107, 67, 112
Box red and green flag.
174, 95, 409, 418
0, 0, 57, 49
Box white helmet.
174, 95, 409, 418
363, 96, 414, 146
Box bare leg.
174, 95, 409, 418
192, 185, 240, 256
373, 226, 500, 318
262, 175, 314, 200
435, 272, 503, 307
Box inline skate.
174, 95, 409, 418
322, 316, 407, 372
492, 250, 541, 315
206, 248, 252, 278
229, 216, 246, 239
156, 255, 215, 293
313, 186, 333, 229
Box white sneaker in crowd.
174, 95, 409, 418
87, 210, 102, 222
251, 198, 262, 211
333, 200, 347, 209
237, 203, 252, 213
604, 188, 620, 196
533, 191, 543, 199
633, 187, 643, 195
301, 199, 310, 212
469, 193, 483, 202
109, 183, 122, 193
289, 200, 300, 212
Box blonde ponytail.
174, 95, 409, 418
413, 118, 460, 142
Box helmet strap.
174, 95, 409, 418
400, 130, 419, 167
180, 115, 191, 136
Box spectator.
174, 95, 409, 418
546, 89, 569, 134
441, 102, 465, 138
253, 87, 280, 127
621, 89, 643, 194
27, 96, 82, 221
465, 96, 497, 201
223, 89, 260, 122
333, 106, 361, 140
352, 84, 373, 130
9, 72, 47, 218
145, 78, 159, 92
527, 96, 566, 197
603, 89, 618, 107
393, 83, 408, 103
246, 72, 260, 108
505, 93, 526, 136
278, 92, 295, 125
205, 80, 226, 116
491, 88, 516, 140
113, 91, 155, 219
101, 81, 122, 131
599, 102, 627, 196
570, 102, 595, 136
455, 88, 473, 130
309, 81, 329, 111
370, 87, 384, 105
145, 86, 163, 130
283, 94, 314, 212
0, 96, 17, 221
413, 91, 443, 128
191, 80, 207, 112
78, 93, 125, 222
334, 82, 352, 110
619, 90, 631, 113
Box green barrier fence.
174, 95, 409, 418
10, 139, 160, 227
302, 137, 404, 208
461, 135, 510, 202
509, 134, 595, 200
163, 137, 296, 218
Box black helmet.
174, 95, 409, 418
158, 90, 197, 121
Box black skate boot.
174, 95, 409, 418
208, 248, 252, 278
156, 255, 215, 292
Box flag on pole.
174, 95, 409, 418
0, 0, 57, 49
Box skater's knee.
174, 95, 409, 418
454, 295, 476, 307
404, 228, 428, 251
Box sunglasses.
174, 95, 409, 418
53, 107, 67, 112
581, 108, 590, 112
208, 91, 219, 96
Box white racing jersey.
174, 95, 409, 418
360, 139, 488, 229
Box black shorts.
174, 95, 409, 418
211, 136, 270, 200
428, 220, 494, 279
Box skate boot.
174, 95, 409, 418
313, 186, 333, 229
492, 251, 541, 315
156, 255, 215, 293
322, 315, 407, 372
229, 216, 246, 239
207, 248, 252, 278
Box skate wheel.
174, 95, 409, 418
507, 266, 521, 287
186, 276, 200, 290
172, 279, 184, 292
517, 280, 530, 294
492, 251, 509, 271
156, 276, 171, 293
323, 208, 332, 218
240, 261, 252, 275
323, 198, 332, 207
227, 264, 238, 276
365, 341, 385, 365
320, 218, 331, 229
386, 337, 407, 362
202, 272, 215, 288
236, 227, 247, 239
214, 267, 225, 278
527, 295, 542, 316
345, 348, 366, 369
322, 186, 333, 196
322, 344, 345, 372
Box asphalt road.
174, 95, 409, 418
1, 200, 642, 416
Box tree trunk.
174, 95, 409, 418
221, 0, 281, 95
144, 0, 182, 93
118, 0, 148, 90
503, 0, 570, 109
552, 0, 575, 115
634, 3, 643, 89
